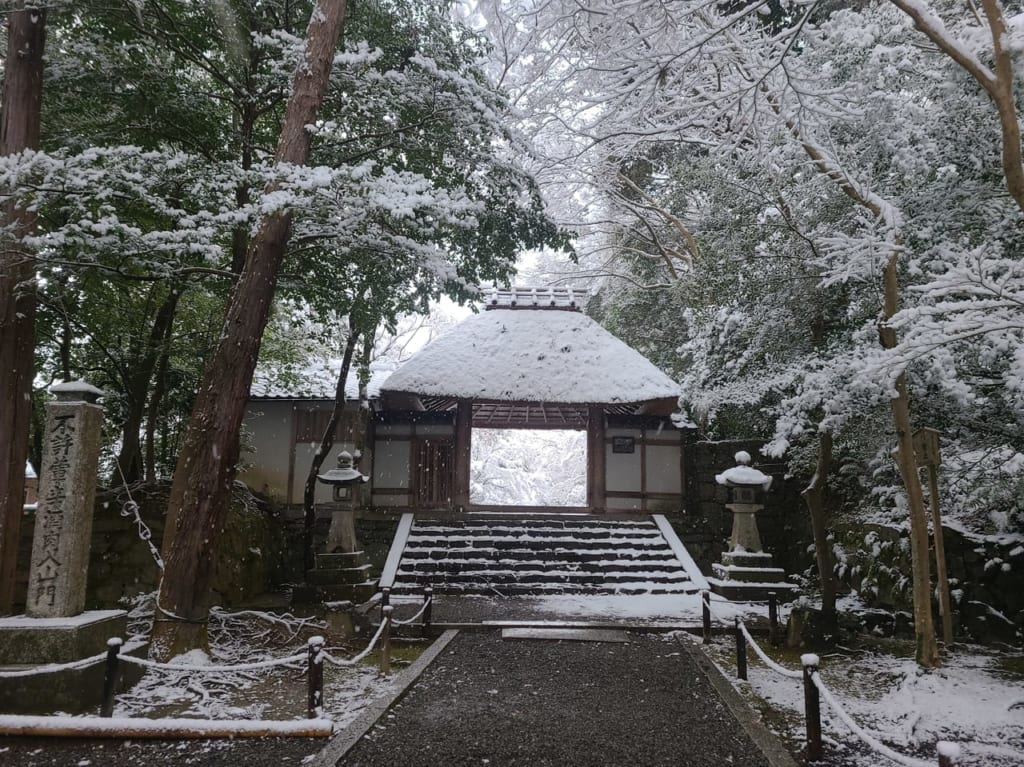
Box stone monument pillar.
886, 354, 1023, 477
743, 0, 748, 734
0, 382, 137, 715
26, 381, 105, 618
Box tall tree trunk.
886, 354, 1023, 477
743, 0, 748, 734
0, 4, 46, 615
881, 253, 939, 667
802, 430, 837, 614
302, 322, 359, 574
143, 313, 177, 484
152, 0, 347, 659
115, 287, 180, 484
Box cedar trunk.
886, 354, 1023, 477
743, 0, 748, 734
0, 5, 46, 615
302, 325, 359, 573
153, 0, 347, 658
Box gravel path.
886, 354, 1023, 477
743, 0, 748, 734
339, 630, 775, 767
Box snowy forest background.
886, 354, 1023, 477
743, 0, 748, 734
2, 0, 1024, 613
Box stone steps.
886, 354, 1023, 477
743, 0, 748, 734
391, 515, 699, 596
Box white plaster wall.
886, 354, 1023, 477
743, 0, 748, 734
606, 496, 642, 511
606, 428, 642, 492
238, 401, 293, 501
372, 438, 411, 489
645, 445, 682, 494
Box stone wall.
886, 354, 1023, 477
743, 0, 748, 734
669, 439, 810, 576
16, 483, 288, 611
834, 523, 1024, 643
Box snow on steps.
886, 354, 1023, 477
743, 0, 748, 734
390, 515, 701, 596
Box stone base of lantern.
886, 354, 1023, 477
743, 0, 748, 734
0, 610, 149, 714
292, 550, 379, 605
708, 550, 798, 602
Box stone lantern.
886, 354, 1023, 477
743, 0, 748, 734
715, 451, 772, 553
317, 450, 368, 553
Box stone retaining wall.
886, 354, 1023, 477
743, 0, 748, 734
834, 522, 1024, 642
15, 483, 287, 611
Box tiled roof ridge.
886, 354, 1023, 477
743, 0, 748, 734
485, 285, 581, 311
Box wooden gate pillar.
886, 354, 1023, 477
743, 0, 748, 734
453, 399, 472, 509
587, 406, 606, 511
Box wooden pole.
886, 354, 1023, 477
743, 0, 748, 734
937, 741, 960, 767
422, 586, 433, 636
927, 465, 954, 646
100, 637, 122, 718
702, 590, 711, 643
802, 654, 822, 762
380, 605, 393, 675
380, 587, 390, 624
734, 618, 747, 680
0, 717, 333, 738
768, 591, 779, 647
453, 400, 472, 509
307, 635, 324, 719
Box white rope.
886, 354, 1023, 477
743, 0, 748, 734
0, 649, 109, 678
322, 620, 387, 667
737, 620, 803, 679
810, 670, 935, 767
120, 651, 306, 673
392, 597, 432, 626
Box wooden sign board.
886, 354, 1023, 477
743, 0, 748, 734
912, 427, 941, 468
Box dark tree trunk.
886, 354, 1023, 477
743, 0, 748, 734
302, 323, 359, 574
144, 314, 176, 484
152, 0, 348, 659
0, 4, 46, 615
115, 287, 181, 484
802, 431, 837, 614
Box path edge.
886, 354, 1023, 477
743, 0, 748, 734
308, 628, 460, 767
685, 639, 801, 767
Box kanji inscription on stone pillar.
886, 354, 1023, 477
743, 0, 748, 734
25, 382, 105, 618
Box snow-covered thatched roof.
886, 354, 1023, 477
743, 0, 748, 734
381, 307, 680, 405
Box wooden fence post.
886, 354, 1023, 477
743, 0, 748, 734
307, 635, 324, 719
380, 605, 393, 675
802, 653, 822, 762
734, 618, 747, 680
100, 637, 122, 718
702, 590, 711, 644
380, 587, 391, 624
937, 741, 960, 767
423, 586, 433, 636
768, 591, 779, 646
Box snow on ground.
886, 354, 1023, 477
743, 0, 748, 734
699, 625, 1024, 767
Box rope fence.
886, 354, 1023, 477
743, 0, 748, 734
1, 586, 436, 721
700, 589, 963, 766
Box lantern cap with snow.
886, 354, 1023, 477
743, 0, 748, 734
317, 450, 368, 502
715, 451, 772, 504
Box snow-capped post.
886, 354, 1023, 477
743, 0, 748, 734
701, 590, 711, 643
100, 637, 123, 718
715, 452, 772, 554
936, 741, 960, 767
26, 381, 105, 618
380, 586, 391, 624
422, 586, 433, 637
768, 592, 779, 646
380, 605, 393, 675
734, 617, 747, 681
801, 653, 822, 762
307, 635, 325, 719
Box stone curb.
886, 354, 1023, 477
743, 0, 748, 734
686, 639, 801, 767
306, 629, 460, 767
